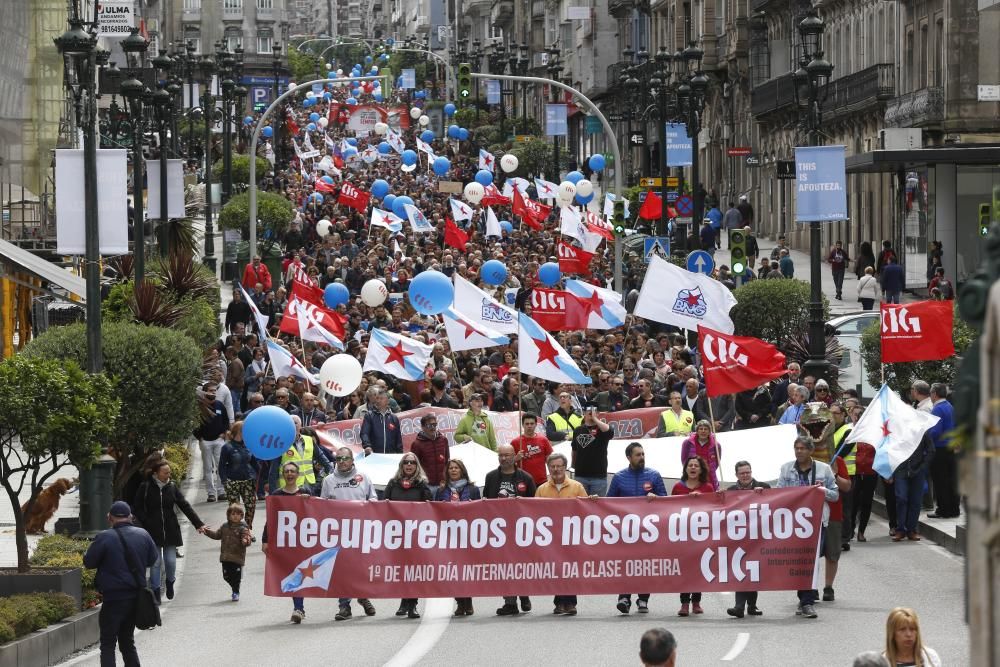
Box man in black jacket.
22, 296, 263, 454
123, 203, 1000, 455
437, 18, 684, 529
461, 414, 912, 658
83, 501, 159, 667
484, 444, 536, 616
195, 382, 231, 502
725, 462, 770, 618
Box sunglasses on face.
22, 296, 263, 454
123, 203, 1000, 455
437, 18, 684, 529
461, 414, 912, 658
335, 456, 352, 462
402, 460, 417, 465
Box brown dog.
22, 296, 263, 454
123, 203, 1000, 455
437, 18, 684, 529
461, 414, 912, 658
22, 478, 76, 534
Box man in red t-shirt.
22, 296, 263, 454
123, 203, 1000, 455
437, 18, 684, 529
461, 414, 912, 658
822, 455, 851, 602
510, 413, 553, 485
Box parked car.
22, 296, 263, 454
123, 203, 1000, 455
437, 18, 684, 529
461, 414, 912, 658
827, 312, 880, 403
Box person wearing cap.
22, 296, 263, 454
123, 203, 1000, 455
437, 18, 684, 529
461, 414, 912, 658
83, 501, 160, 667
699, 219, 716, 255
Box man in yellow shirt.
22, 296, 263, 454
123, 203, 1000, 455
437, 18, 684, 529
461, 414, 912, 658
656, 392, 695, 437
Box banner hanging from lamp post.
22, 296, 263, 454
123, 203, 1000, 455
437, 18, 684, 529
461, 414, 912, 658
400, 69, 416, 89
794, 145, 847, 222
546, 103, 568, 137
486, 80, 500, 105
665, 123, 692, 167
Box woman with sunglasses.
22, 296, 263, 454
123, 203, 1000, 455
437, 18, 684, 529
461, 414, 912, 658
434, 459, 481, 616
384, 455, 434, 619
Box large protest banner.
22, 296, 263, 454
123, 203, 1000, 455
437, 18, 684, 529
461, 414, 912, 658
264, 488, 824, 598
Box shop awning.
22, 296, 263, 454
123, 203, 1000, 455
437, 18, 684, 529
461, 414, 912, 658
846, 146, 1000, 174
0, 238, 87, 302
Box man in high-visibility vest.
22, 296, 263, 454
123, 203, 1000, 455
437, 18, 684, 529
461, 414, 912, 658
829, 402, 855, 551
545, 392, 583, 442
656, 392, 695, 437
266, 415, 334, 493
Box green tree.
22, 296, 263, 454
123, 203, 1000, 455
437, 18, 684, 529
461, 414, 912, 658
24, 322, 203, 495
507, 137, 569, 180
211, 154, 271, 186
859, 307, 975, 396
0, 356, 119, 571
730, 279, 830, 344
218, 191, 295, 252
287, 45, 320, 83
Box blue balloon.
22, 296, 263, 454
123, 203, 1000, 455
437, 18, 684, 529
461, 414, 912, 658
373, 80, 381, 88
566, 170, 584, 184
328, 71, 336, 79
370, 67, 379, 75
321, 175, 334, 185
539, 262, 561, 287
575, 192, 594, 205
243, 405, 296, 461
343, 146, 358, 159
309, 112, 320, 122
386, 37, 395, 46
391, 196, 409, 219
401, 149, 418, 166
420, 130, 435, 143
346, 137, 358, 146
414, 90, 426, 99
310, 192, 324, 204
324, 282, 350, 309
444, 103, 457, 116
382, 194, 397, 211
323, 91, 332, 100
432, 156, 451, 176
447, 124, 460, 139
380, 53, 390, 63
408, 270, 454, 316
302, 98, 314, 108
307, 122, 317, 132
346, 97, 357, 105
588, 154, 606, 172
371, 179, 390, 199
365, 55, 373, 64
243, 116, 254, 126
373, 92, 384, 102
377, 141, 391, 155
475, 169, 493, 186
458, 128, 469, 141
500, 220, 513, 234
261, 126, 274, 138
481, 260, 508, 286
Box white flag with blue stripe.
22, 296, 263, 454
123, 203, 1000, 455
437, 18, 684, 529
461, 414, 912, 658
843, 384, 939, 478
564, 279, 626, 329
403, 203, 434, 233
518, 314, 592, 385
363, 328, 433, 381
280, 547, 340, 593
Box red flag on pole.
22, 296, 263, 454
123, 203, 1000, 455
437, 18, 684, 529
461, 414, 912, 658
444, 217, 469, 252
697, 325, 788, 397
337, 182, 371, 212
557, 241, 594, 275
512, 188, 551, 229
638, 191, 662, 220
880, 301, 955, 363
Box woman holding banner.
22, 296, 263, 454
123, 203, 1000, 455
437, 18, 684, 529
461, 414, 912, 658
435, 459, 482, 616
671, 456, 715, 616
680, 421, 722, 490
384, 454, 434, 619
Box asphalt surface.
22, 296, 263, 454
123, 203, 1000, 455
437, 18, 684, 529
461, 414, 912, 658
60, 447, 969, 666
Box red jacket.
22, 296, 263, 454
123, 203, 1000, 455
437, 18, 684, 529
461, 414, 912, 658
410, 431, 450, 486
241, 262, 272, 291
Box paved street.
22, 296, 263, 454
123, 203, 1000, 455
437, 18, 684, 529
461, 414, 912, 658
59, 449, 968, 666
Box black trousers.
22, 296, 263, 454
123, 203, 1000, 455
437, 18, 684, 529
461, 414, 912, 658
99, 597, 139, 667
680, 592, 702, 604
734, 591, 759, 610
929, 447, 961, 516
222, 561, 242, 593
851, 474, 878, 535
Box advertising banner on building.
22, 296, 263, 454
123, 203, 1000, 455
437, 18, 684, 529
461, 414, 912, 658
666, 123, 693, 167
794, 145, 847, 222
344, 105, 411, 133
264, 488, 824, 598
546, 104, 568, 136
97, 2, 134, 37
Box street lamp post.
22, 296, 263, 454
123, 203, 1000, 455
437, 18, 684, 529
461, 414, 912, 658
675, 42, 707, 254
120, 27, 150, 283
185, 40, 196, 158
794, 10, 834, 381
649, 47, 676, 238
547, 47, 562, 180
150, 49, 174, 258
199, 54, 218, 271
471, 40, 482, 120
272, 43, 283, 170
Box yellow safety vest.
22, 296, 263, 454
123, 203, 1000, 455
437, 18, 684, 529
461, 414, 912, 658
280, 435, 316, 488
661, 410, 695, 436
832, 424, 855, 475
547, 412, 583, 439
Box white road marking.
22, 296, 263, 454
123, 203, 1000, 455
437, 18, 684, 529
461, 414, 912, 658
721, 632, 750, 661
382, 598, 454, 667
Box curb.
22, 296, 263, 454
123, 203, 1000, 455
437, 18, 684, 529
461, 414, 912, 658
871, 496, 965, 556
0, 608, 99, 667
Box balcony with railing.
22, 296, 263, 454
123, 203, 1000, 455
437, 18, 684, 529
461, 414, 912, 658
223, 5, 244, 21
256, 5, 278, 21
181, 6, 201, 22
608, 0, 633, 18
750, 70, 795, 116
491, 0, 514, 24
823, 63, 895, 120
884, 86, 945, 128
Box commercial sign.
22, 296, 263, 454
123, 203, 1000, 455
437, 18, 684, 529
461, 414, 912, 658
263, 489, 825, 598
639, 177, 679, 188
665, 123, 693, 167
745, 153, 761, 167
97, 2, 134, 37
546, 104, 568, 137
727, 146, 752, 157
486, 80, 501, 104
776, 160, 796, 180
794, 145, 847, 222
628, 132, 646, 146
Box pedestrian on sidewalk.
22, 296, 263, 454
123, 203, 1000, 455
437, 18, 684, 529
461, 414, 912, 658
779, 249, 794, 278
880, 257, 905, 304
202, 503, 253, 602
857, 267, 880, 310
876, 240, 897, 277
827, 240, 851, 300
770, 234, 788, 260
855, 241, 876, 279
744, 226, 760, 271
722, 201, 743, 242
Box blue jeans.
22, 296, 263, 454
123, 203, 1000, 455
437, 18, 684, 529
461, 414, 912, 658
885, 291, 901, 304
894, 471, 927, 534
149, 545, 177, 591
575, 476, 607, 497
293, 596, 304, 611
99, 598, 139, 667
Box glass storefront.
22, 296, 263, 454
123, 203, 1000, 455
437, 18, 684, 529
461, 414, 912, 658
901, 168, 935, 288
956, 166, 1000, 282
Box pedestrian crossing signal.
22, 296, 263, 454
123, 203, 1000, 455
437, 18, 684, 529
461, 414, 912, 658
612, 198, 625, 236
980, 203, 991, 238
458, 63, 472, 103
729, 229, 747, 274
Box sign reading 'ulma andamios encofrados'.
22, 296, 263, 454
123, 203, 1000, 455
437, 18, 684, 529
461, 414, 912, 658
264, 488, 825, 598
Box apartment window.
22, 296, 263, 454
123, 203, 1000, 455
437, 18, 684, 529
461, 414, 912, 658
257, 0, 273, 7
905, 29, 913, 93
257, 34, 272, 54
934, 18, 943, 87
183, 0, 201, 9
223, 0, 243, 10
226, 33, 243, 51
919, 23, 928, 89
187, 37, 201, 54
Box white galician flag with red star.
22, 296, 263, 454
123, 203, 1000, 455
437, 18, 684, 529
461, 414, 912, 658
534, 177, 559, 200
843, 383, 940, 478
564, 279, 626, 329
362, 328, 433, 381
449, 197, 474, 222
442, 307, 510, 352
266, 340, 317, 384
517, 314, 592, 385
479, 148, 496, 172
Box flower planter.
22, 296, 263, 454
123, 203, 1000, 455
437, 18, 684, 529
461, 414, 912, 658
0, 568, 81, 610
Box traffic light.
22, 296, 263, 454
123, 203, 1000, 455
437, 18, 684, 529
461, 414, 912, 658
612, 198, 626, 236
457, 63, 472, 104
980, 203, 991, 238
729, 229, 747, 274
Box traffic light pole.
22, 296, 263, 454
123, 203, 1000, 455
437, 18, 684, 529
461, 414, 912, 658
471, 72, 625, 301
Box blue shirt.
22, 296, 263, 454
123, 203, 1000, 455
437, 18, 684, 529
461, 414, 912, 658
707, 207, 723, 230
881, 263, 905, 293
779, 402, 804, 425
607, 466, 668, 498
929, 399, 954, 449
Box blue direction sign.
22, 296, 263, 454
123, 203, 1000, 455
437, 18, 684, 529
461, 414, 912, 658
665, 191, 679, 203
675, 194, 694, 217
644, 237, 671, 263
686, 249, 715, 275
638, 191, 649, 203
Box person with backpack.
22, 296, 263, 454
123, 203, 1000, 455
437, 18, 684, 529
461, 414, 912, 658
927, 266, 955, 300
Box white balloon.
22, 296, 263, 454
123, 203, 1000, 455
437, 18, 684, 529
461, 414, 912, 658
361, 279, 389, 307
288, 82, 297, 90
306, 91, 316, 99
418, 115, 430, 127
410, 107, 423, 119
575, 179, 593, 198
318, 117, 329, 128
319, 355, 363, 397
500, 154, 519, 173
559, 181, 577, 200
325, 62, 332, 70
316, 219, 333, 237
337, 68, 344, 76
373, 122, 388, 136
464, 181, 485, 205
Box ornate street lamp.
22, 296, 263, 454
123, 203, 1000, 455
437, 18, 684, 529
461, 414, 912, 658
547, 46, 563, 180
120, 27, 150, 283
198, 53, 218, 271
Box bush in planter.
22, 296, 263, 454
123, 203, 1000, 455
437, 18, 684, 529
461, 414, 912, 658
30, 535, 97, 606
730, 279, 830, 345
0, 592, 76, 642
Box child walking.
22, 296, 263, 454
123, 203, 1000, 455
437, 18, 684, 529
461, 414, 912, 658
203, 503, 253, 601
